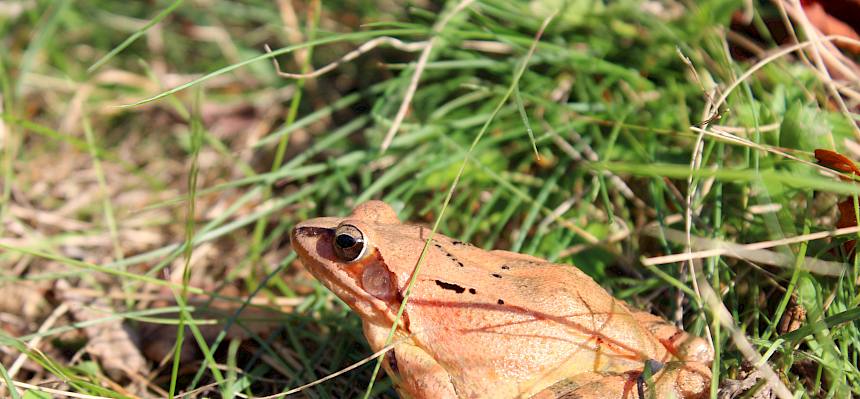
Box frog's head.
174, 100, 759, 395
291, 201, 418, 328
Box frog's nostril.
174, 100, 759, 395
294, 226, 334, 237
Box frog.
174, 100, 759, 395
290, 201, 713, 399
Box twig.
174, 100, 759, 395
380, 0, 476, 151
700, 280, 795, 399
252, 343, 395, 399
642, 225, 852, 277
265, 37, 427, 80
677, 46, 713, 343
712, 35, 860, 120
8, 303, 69, 377
785, 0, 858, 141
0, 379, 114, 399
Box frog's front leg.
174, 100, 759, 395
529, 362, 710, 399
362, 321, 458, 399
384, 342, 458, 399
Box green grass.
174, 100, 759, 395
1, 0, 859, 398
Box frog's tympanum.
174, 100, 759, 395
291, 201, 712, 399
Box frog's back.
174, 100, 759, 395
479, 254, 668, 363
401, 239, 667, 398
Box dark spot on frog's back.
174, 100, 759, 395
497, 299, 504, 305
468, 288, 476, 294
491, 273, 502, 278
432, 244, 464, 267
501, 265, 511, 270
435, 280, 466, 294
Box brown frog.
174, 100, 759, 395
291, 201, 712, 398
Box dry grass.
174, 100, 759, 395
1, 1, 859, 398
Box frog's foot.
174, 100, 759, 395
629, 309, 714, 363
642, 360, 710, 399
636, 359, 665, 399
530, 361, 710, 399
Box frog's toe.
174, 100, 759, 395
648, 361, 710, 399
629, 310, 714, 364
636, 359, 665, 399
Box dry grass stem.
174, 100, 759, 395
380, 0, 476, 151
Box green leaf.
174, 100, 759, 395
23, 391, 52, 399
71, 361, 101, 378
780, 101, 831, 150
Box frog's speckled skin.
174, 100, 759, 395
291, 201, 712, 399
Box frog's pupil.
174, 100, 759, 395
336, 234, 356, 248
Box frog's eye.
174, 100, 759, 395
333, 224, 368, 262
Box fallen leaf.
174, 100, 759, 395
801, 0, 860, 54
56, 280, 149, 381
814, 149, 860, 176
777, 296, 807, 334
814, 148, 859, 253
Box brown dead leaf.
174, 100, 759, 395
814, 149, 860, 177
801, 0, 860, 54
814, 148, 860, 253
136, 286, 285, 368
777, 296, 807, 334
0, 282, 49, 326
718, 369, 776, 399
56, 280, 149, 381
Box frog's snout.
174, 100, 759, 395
291, 225, 337, 262
292, 226, 330, 252
292, 226, 334, 238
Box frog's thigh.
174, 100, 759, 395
387, 342, 457, 399
628, 309, 714, 363
528, 371, 638, 399
528, 362, 709, 399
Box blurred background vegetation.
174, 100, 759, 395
1, 0, 859, 397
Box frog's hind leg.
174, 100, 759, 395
528, 362, 710, 399
627, 308, 714, 363
646, 361, 711, 399
527, 371, 639, 399
636, 359, 665, 399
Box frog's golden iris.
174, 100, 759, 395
333, 223, 368, 262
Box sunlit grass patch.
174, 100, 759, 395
1, 0, 858, 397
